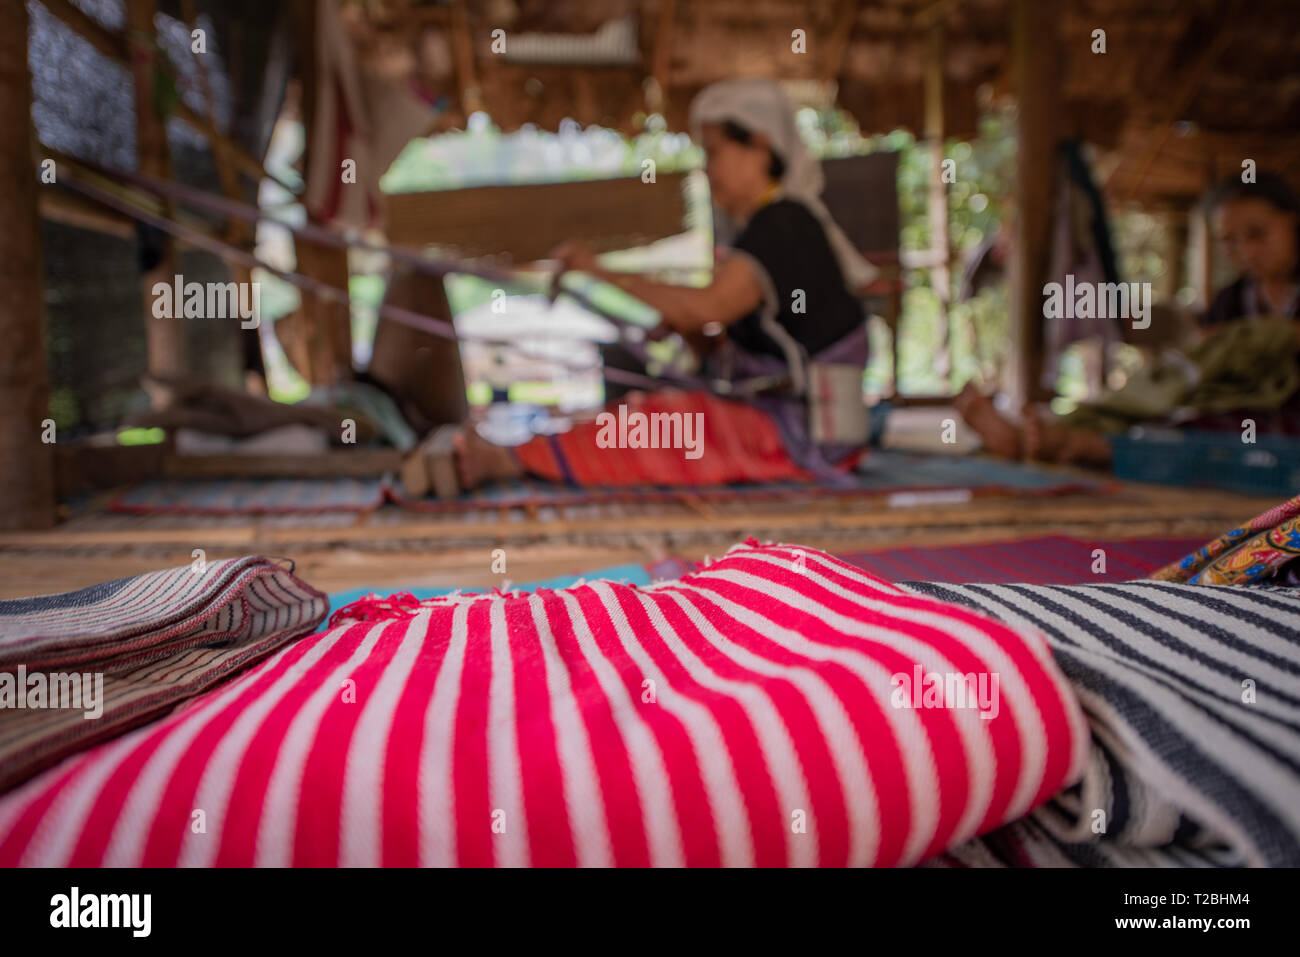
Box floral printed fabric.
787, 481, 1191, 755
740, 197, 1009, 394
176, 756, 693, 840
1151, 493, 1300, 585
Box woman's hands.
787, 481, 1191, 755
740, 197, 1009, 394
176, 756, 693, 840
550, 240, 600, 276
546, 238, 763, 340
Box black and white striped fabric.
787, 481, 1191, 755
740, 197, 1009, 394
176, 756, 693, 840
901, 580, 1300, 867
0, 557, 328, 795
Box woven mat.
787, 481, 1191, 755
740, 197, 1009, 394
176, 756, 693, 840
840, 535, 1206, 585
101, 451, 1109, 517
394, 450, 1109, 512
109, 476, 387, 515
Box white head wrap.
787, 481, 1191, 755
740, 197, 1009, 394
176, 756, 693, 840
689, 78, 879, 293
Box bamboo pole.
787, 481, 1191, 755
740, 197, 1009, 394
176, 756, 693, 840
0, 0, 55, 529
288, 0, 352, 386
1006, 0, 1060, 408
450, 0, 482, 115
822, 0, 860, 83
37, 189, 136, 238
644, 0, 676, 114
1189, 199, 1214, 310
127, 0, 187, 388
924, 20, 951, 387
180, 0, 265, 389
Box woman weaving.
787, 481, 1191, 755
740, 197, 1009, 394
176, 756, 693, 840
413, 79, 877, 496
955, 170, 1300, 466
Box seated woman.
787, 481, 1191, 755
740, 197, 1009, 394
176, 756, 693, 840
956, 170, 1300, 466
413, 78, 878, 496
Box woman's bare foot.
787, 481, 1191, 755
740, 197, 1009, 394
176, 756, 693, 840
1020, 403, 1113, 467
455, 424, 525, 490
953, 383, 1023, 459
1056, 428, 1114, 468
1022, 404, 1068, 462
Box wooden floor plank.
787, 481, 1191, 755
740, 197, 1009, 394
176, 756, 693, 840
0, 481, 1274, 599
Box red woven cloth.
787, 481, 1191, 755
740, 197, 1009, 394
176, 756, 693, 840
842, 536, 1209, 585
0, 542, 1087, 867
515, 389, 813, 487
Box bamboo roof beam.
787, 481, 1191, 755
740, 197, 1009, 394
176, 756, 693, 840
924, 18, 952, 386
449, 0, 483, 115
822, 0, 860, 83
645, 0, 676, 113
1117, 0, 1240, 203
1006, 0, 1060, 408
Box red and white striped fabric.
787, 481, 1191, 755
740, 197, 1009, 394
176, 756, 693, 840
514, 390, 814, 487
0, 542, 1088, 867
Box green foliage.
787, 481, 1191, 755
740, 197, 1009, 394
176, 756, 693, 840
1111, 209, 1175, 294
253, 271, 300, 321
348, 274, 386, 307
47, 387, 80, 433
379, 105, 1020, 399
815, 107, 1016, 394
116, 427, 166, 446
382, 115, 701, 194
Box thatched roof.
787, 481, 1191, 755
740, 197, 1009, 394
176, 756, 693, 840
359, 0, 1300, 205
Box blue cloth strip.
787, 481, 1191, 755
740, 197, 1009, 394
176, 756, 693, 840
326, 562, 656, 619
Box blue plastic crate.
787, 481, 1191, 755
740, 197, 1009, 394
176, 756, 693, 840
1110, 427, 1300, 497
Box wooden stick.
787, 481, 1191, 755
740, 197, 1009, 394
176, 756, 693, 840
1006, 0, 1060, 407
821, 0, 860, 84
163, 450, 403, 480
37, 141, 222, 239
646, 0, 676, 112
38, 0, 125, 60
924, 19, 951, 385
127, 0, 187, 386
37, 189, 135, 238
449, 0, 481, 114
179, 0, 243, 242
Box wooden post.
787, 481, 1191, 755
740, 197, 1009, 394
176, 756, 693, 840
294, 237, 354, 385
1006, 0, 1060, 407
181, 0, 265, 391
924, 20, 951, 386
1189, 201, 1214, 310
181, 0, 241, 238
290, 0, 352, 386
823, 0, 860, 82
1160, 205, 1189, 305
0, 0, 55, 529
292, 0, 318, 169
369, 268, 468, 432
127, 0, 187, 389
645, 0, 676, 114
450, 0, 482, 115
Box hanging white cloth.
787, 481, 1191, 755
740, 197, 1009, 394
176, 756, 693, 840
303, 0, 438, 230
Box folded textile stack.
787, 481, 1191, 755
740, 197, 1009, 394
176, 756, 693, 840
0, 558, 328, 795
0, 542, 1088, 867
908, 578, 1300, 866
